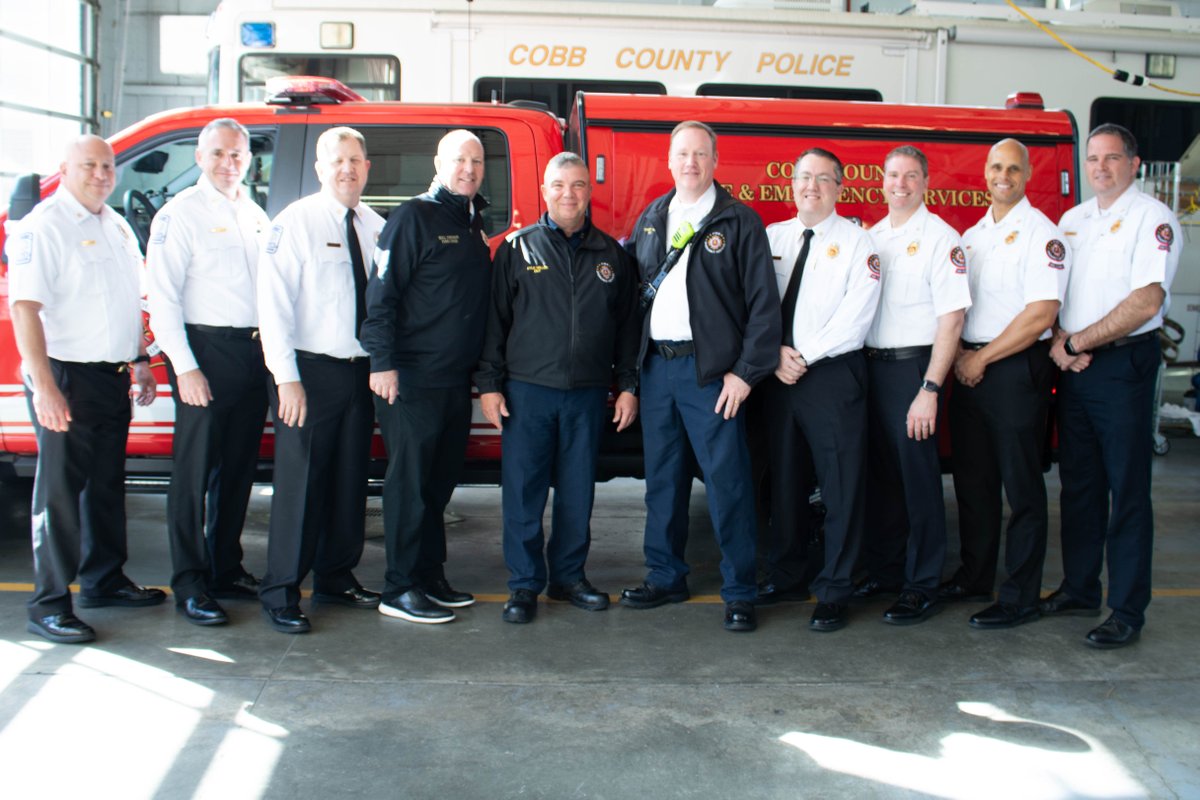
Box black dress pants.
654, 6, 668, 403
949, 340, 1054, 607
861, 354, 947, 598
166, 326, 268, 599
26, 360, 133, 618
762, 352, 867, 605
259, 357, 372, 610
374, 382, 472, 603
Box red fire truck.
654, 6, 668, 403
0, 79, 1077, 483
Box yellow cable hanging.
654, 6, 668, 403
1003, 0, 1200, 98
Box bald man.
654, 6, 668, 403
6, 135, 164, 644
362, 129, 493, 625
944, 139, 1070, 629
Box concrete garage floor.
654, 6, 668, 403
0, 435, 1197, 799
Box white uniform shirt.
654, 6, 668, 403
1058, 183, 1181, 336
649, 182, 716, 341
145, 177, 271, 374
960, 196, 1070, 344
5, 189, 143, 364
867, 205, 971, 348
767, 212, 881, 364
257, 192, 385, 384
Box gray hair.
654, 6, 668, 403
198, 117, 250, 149
543, 151, 587, 184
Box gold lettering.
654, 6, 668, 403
714, 51, 731, 71
568, 46, 586, 67
836, 55, 853, 77
758, 183, 793, 203
509, 44, 529, 66
756, 52, 775, 73
616, 47, 634, 69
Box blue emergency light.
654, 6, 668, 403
241, 22, 276, 48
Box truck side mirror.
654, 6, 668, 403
6, 173, 42, 222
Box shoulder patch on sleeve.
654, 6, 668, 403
868, 256, 888, 284
1046, 238, 1066, 268
265, 224, 284, 255
950, 245, 966, 274
1155, 223, 1174, 252
7, 232, 33, 266
149, 214, 171, 246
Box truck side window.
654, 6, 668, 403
357, 127, 511, 236
111, 131, 276, 254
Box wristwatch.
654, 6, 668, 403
919, 379, 940, 394
1064, 336, 1081, 357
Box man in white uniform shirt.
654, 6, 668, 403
6, 135, 162, 644
945, 138, 1069, 630
146, 118, 271, 626
855, 146, 970, 625
256, 127, 385, 633
763, 147, 881, 633
1042, 124, 1181, 649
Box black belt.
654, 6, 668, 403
808, 348, 862, 367
295, 349, 368, 364
78, 361, 131, 374
186, 324, 259, 340
960, 340, 987, 351
651, 340, 695, 360
1093, 329, 1158, 352
864, 345, 931, 362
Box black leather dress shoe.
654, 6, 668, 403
968, 602, 1040, 629
210, 572, 261, 600
502, 589, 538, 624
379, 589, 455, 624
26, 613, 95, 644
1039, 588, 1101, 617
938, 581, 993, 603
264, 606, 311, 634
882, 591, 942, 626
1085, 615, 1140, 649
754, 581, 810, 606
723, 601, 757, 632
619, 582, 689, 609
179, 595, 228, 626
77, 584, 167, 608
852, 578, 902, 601
421, 578, 475, 608
809, 602, 848, 632
314, 586, 382, 609
547, 579, 610, 611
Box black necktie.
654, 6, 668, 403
780, 228, 814, 348
345, 208, 367, 338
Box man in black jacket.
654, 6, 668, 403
362, 129, 492, 625
476, 152, 639, 624
619, 121, 781, 632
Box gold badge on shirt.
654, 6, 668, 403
906, 241, 919, 257
1005, 231, 1018, 245
81, 240, 96, 247
1110, 220, 1122, 234
210, 227, 227, 234
826, 244, 839, 259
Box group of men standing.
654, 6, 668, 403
6, 117, 1177, 651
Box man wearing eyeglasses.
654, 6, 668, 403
761, 148, 881, 633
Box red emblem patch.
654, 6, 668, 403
1155, 224, 1174, 252
1046, 239, 1066, 264
867, 254, 881, 280
950, 246, 966, 275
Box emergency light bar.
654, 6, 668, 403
264, 76, 366, 106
